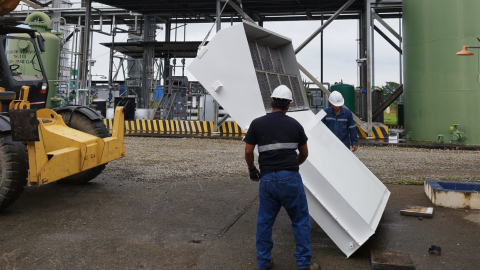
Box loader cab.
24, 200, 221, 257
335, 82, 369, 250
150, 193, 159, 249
0, 25, 48, 110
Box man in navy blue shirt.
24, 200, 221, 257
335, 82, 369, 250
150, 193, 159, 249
321, 91, 358, 152
244, 85, 319, 270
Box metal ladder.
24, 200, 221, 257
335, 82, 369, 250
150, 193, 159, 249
154, 92, 177, 120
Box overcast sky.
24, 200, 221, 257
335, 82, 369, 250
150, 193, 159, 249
91, 18, 403, 89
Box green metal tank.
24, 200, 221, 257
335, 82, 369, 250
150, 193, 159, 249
331, 80, 356, 113
403, 0, 480, 145
9, 12, 60, 108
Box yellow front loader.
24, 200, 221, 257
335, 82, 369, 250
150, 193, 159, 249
0, 11, 128, 210
0, 85, 128, 211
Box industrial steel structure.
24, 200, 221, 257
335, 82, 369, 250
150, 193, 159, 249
7, 0, 403, 135
7, 0, 480, 256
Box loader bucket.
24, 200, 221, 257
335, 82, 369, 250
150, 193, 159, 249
188, 21, 390, 257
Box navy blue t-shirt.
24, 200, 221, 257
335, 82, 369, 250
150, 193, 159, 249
243, 111, 308, 176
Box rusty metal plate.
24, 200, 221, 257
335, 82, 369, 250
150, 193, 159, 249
10, 109, 39, 141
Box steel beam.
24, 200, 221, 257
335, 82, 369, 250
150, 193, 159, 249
295, 0, 355, 54
224, 0, 255, 23
374, 25, 402, 54
22, 0, 44, 9
305, 11, 313, 20
372, 84, 403, 119
214, 0, 221, 132
374, 12, 402, 42
298, 63, 363, 126
79, 0, 92, 89
365, 0, 373, 137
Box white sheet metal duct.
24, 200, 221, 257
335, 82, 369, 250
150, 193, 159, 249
188, 21, 390, 257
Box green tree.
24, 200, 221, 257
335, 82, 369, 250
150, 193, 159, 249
380, 81, 400, 108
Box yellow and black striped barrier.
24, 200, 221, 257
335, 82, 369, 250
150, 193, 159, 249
103, 118, 390, 139
103, 119, 245, 135
356, 125, 389, 139
387, 125, 404, 129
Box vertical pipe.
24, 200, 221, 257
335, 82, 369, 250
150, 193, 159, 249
75, 16, 81, 104
80, 0, 91, 90
142, 15, 155, 108
320, 12, 324, 83
371, 8, 375, 90
358, 10, 367, 119
108, 16, 116, 103
214, 0, 221, 132
365, 0, 372, 136
399, 15, 403, 86
163, 19, 171, 88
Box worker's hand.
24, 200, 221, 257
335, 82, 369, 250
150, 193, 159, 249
352, 145, 358, 152
249, 167, 260, 182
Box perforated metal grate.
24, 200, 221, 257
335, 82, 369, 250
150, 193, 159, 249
256, 71, 273, 110
258, 44, 274, 72
247, 39, 307, 111
279, 74, 296, 107
269, 48, 284, 73
248, 40, 262, 70
267, 73, 281, 91
289, 75, 305, 108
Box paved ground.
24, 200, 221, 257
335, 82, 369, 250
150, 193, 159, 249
1, 176, 480, 270
1, 137, 480, 270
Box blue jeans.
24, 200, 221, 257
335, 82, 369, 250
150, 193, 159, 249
256, 171, 312, 270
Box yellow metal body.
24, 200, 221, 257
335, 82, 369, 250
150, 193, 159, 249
9, 86, 30, 110
26, 107, 125, 186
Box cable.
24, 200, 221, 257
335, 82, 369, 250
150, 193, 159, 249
200, 0, 230, 47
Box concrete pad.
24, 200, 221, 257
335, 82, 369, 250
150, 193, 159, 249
0, 176, 479, 270
463, 214, 480, 227
371, 250, 415, 270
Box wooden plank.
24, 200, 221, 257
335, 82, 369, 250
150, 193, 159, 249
371, 250, 415, 270
400, 205, 434, 218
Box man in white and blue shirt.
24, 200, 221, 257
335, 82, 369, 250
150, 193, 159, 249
321, 91, 358, 151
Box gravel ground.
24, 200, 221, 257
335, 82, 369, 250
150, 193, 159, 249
104, 137, 480, 184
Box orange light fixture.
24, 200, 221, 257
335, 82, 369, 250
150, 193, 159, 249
456, 45, 474, 56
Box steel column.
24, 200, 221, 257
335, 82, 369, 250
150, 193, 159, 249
79, 0, 92, 89
108, 16, 116, 104
214, 0, 221, 132
365, 0, 373, 137
359, 10, 367, 108
142, 15, 156, 108
399, 16, 403, 86
320, 12, 324, 83
163, 19, 171, 87
371, 8, 375, 91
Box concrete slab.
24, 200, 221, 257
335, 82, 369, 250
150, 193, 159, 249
0, 175, 479, 270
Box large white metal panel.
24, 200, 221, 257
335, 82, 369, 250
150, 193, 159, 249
188, 21, 390, 257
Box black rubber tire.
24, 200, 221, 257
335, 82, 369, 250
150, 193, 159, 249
0, 132, 28, 211
57, 111, 110, 184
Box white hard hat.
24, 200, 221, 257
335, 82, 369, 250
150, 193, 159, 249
271, 85, 293, 103
328, 91, 344, 106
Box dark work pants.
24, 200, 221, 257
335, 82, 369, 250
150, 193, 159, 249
256, 171, 312, 269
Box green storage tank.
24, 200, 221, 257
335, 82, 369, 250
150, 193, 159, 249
8, 12, 60, 108
403, 0, 480, 145
331, 80, 356, 113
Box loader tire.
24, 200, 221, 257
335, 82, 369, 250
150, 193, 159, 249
0, 133, 29, 211
57, 111, 110, 184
